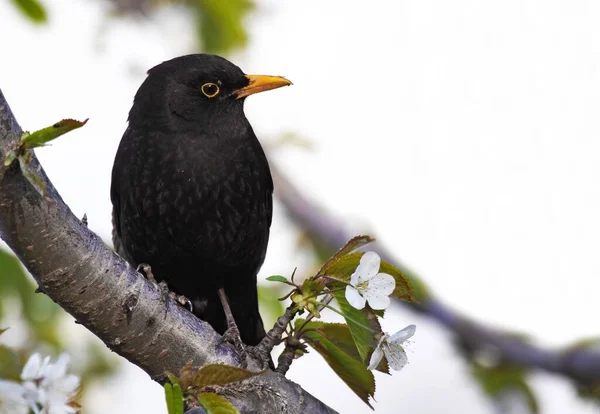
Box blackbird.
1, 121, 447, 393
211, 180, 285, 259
110, 54, 291, 353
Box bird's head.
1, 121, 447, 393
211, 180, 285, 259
128, 54, 291, 133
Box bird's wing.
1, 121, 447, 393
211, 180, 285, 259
254, 136, 274, 231
265, 168, 274, 230
111, 201, 126, 258
110, 127, 131, 260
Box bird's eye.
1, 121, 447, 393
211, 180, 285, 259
201, 82, 220, 98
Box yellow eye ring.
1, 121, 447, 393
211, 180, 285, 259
201, 82, 220, 98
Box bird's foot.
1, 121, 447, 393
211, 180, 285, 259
168, 291, 193, 312
137, 263, 169, 300
246, 345, 274, 370
137, 263, 193, 314
217, 333, 273, 370
137, 263, 158, 284
218, 324, 248, 367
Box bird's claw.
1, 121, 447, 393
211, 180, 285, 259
219, 325, 248, 367
217, 332, 272, 370
137, 263, 166, 298
137, 263, 158, 284
246, 345, 272, 370
137, 263, 193, 314
168, 291, 193, 312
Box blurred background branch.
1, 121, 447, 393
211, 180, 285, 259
271, 159, 600, 406
271, 160, 600, 384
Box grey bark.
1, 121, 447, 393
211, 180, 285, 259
0, 89, 336, 414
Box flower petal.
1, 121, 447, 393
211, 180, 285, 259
42, 354, 70, 382
0, 379, 25, 395
54, 374, 79, 396
345, 285, 366, 309
21, 353, 42, 380
357, 252, 381, 282
388, 324, 416, 343
349, 268, 360, 286
367, 346, 383, 371
368, 273, 395, 296
383, 342, 408, 371
22, 380, 43, 407
367, 344, 384, 371
376, 333, 389, 348
367, 333, 388, 370
362, 290, 391, 310
0, 379, 28, 414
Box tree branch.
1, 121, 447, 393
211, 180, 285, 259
270, 161, 600, 388
0, 89, 336, 414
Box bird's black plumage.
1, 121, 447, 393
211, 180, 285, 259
111, 54, 290, 346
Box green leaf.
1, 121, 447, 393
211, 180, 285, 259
9, 119, 88, 198
19, 155, 47, 197
265, 275, 291, 284
320, 252, 417, 304
164, 383, 184, 414
295, 319, 388, 374
20, 118, 88, 149
10, 0, 47, 24
329, 235, 375, 263
4, 151, 17, 167
316, 236, 375, 276
194, 0, 254, 54
165, 371, 181, 387
192, 364, 263, 389
297, 319, 375, 408
198, 393, 240, 414
331, 288, 382, 362
471, 362, 538, 414
379, 260, 419, 304
164, 384, 174, 413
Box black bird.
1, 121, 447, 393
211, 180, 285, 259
110, 54, 291, 352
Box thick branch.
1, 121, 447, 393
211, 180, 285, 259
270, 161, 600, 387
0, 89, 336, 414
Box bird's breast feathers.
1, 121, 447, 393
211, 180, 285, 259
117, 130, 272, 262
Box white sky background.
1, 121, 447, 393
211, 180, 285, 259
1, 0, 599, 413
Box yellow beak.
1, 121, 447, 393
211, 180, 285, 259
234, 75, 292, 99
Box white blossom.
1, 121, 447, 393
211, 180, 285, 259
21, 353, 50, 381
368, 325, 416, 371
345, 252, 395, 310
39, 354, 79, 414
0, 379, 28, 414
19, 353, 79, 414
